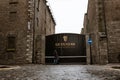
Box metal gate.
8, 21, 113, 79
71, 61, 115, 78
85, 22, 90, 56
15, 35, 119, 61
45, 33, 86, 63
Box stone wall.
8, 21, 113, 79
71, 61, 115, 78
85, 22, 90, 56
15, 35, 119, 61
33, 0, 55, 64
46, 6, 55, 35
84, 0, 108, 64
84, 0, 120, 64
86, 0, 100, 64
104, 0, 120, 63
0, 0, 55, 64
0, 0, 33, 64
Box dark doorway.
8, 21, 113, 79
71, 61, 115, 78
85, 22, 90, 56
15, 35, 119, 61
45, 33, 86, 64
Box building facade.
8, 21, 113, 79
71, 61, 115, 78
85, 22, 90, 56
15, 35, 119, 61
83, 0, 120, 64
0, 0, 55, 64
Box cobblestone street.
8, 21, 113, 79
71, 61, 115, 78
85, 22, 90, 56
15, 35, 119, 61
0, 64, 120, 80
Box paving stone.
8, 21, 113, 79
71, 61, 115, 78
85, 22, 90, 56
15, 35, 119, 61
0, 64, 119, 80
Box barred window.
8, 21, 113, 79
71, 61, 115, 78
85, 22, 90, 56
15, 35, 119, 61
9, 0, 18, 3
9, 0, 18, 21
9, 11, 17, 21
7, 36, 16, 51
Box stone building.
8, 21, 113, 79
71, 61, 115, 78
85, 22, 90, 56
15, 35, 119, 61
83, 0, 120, 64
0, 0, 55, 64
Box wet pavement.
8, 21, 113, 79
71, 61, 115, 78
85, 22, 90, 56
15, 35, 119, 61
0, 64, 120, 80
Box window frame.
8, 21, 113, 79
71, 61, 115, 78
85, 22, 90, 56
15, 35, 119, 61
7, 36, 16, 52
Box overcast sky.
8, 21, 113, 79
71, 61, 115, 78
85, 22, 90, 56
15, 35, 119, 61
47, 0, 88, 34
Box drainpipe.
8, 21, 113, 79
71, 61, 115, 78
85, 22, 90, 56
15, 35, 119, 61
89, 34, 93, 64
102, 0, 107, 36
102, 0, 109, 63
32, 0, 35, 63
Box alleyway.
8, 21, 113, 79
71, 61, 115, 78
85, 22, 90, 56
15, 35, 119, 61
0, 64, 120, 80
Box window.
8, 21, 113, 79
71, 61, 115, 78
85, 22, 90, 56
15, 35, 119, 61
9, 0, 18, 6
9, 1, 18, 4
9, 0, 18, 21
7, 36, 16, 51
9, 0, 18, 10
9, 11, 17, 21
9, 0, 18, 3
